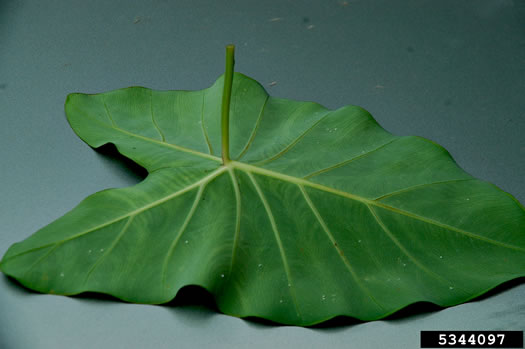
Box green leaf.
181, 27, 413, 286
1, 68, 524, 325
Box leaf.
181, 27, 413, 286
1, 51, 524, 326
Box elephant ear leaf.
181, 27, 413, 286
1, 46, 524, 326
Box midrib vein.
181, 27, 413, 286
75, 110, 220, 162
6, 167, 228, 263
114, 126, 220, 162
9, 159, 522, 265
231, 161, 524, 252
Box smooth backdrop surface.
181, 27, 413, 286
1, 1, 524, 348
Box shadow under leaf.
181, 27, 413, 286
93, 142, 148, 182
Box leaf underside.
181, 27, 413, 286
1, 73, 524, 326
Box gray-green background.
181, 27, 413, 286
1, 1, 523, 348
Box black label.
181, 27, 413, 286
420, 331, 523, 348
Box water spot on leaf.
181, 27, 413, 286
220, 274, 225, 278
60, 272, 64, 277
184, 240, 189, 244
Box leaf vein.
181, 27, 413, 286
200, 91, 213, 155
72, 109, 221, 162
102, 95, 116, 127
367, 204, 464, 291
22, 244, 61, 280
5, 168, 227, 264
236, 94, 269, 160
299, 185, 385, 311
247, 172, 302, 319
227, 169, 241, 278
150, 90, 166, 142
161, 183, 206, 290
303, 138, 398, 179
83, 215, 136, 286
117, 127, 220, 162
252, 108, 332, 166
232, 162, 524, 253
373, 178, 475, 201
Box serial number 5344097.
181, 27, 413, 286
438, 333, 504, 346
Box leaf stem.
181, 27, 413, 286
221, 44, 235, 164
